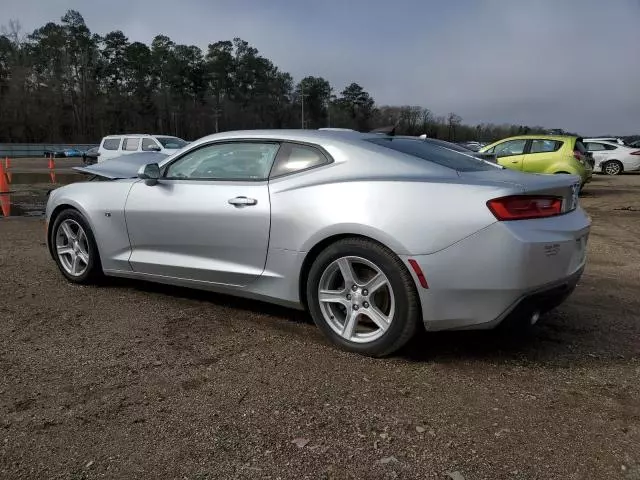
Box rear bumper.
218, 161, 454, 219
401, 208, 590, 331
476, 266, 583, 330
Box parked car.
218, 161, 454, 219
456, 141, 486, 152
97, 134, 188, 162
584, 137, 627, 146
479, 135, 594, 188
81, 146, 100, 165
43, 147, 83, 158
583, 140, 640, 175
45, 129, 590, 357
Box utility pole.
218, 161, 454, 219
301, 84, 305, 129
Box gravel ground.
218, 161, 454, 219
1, 172, 639, 480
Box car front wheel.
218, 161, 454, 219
306, 238, 421, 357
50, 209, 103, 284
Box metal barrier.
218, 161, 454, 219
0, 143, 99, 158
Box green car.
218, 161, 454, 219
479, 135, 594, 187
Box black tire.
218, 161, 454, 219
306, 238, 421, 357
602, 160, 623, 176
50, 208, 103, 284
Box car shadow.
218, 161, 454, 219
98, 276, 639, 368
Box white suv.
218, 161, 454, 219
97, 134, 188, 162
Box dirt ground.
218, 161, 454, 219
1, 168, 639, 480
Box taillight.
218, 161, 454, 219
631, 150, 640, 156
487, 195, 563, 221
573, 150, 585, 164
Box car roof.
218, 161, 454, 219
186, 129, 383, 146
483, 134, 580, 146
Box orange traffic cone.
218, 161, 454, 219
0, 162, 7, 191
50, 170, 56, 184
48, 154, 54, 170
0, 163, 9, 217
0, 193, 9, 217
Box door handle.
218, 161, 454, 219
228, 196, 257, 207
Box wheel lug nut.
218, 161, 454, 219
362, 289, 368, 296
346, 294, 351, 300
363, 302, 369, 308
352, 304, 359, 310
352, 284, 358, 292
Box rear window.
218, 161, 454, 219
102, 138, 121, 150
574, 139, 588, 154
423, 138, 472, 153
366, 137, 497, 172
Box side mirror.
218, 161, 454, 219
137, 163, 161, 186
147, 145, 162, 152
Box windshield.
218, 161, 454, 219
366, 137, 497, 172
156, 136, 188, 149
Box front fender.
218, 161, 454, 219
45, 180, 136, 272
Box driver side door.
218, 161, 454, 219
124, 140, 281, 287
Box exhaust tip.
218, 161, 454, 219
530, 311, 541, 325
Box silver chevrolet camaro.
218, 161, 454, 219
45, 129, 590, 356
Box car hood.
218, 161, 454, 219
73, 152, 168, 179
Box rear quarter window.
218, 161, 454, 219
367, 137, 497, 172
102, 138, 121, 150
530, 139, 562, 153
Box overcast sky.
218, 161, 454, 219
3, 0, 640, 135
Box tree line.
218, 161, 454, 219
0, 10, 551, 144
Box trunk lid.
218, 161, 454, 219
459, 169, 582, 213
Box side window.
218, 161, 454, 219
603, 144, 618, 151
165, 142, 280, 180
123, 137, 140, 151
102, 138, 121, 150
141, 138, 160, 151
585, 142, 605, 151
530, 139, 562, 153
494, 139, 527, 157
270, 143, 329, 178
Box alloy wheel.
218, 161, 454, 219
317, 256, 395, 343
604, 161, 622, 175
55, 219, 90, 277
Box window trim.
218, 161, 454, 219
268, 141, 332, 180
161, 139, 282, 182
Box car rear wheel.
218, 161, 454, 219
306, 238, 420, 357
51, 209, 103, 284
603, 160, 623, 176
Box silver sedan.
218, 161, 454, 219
45, 129, 591, 356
